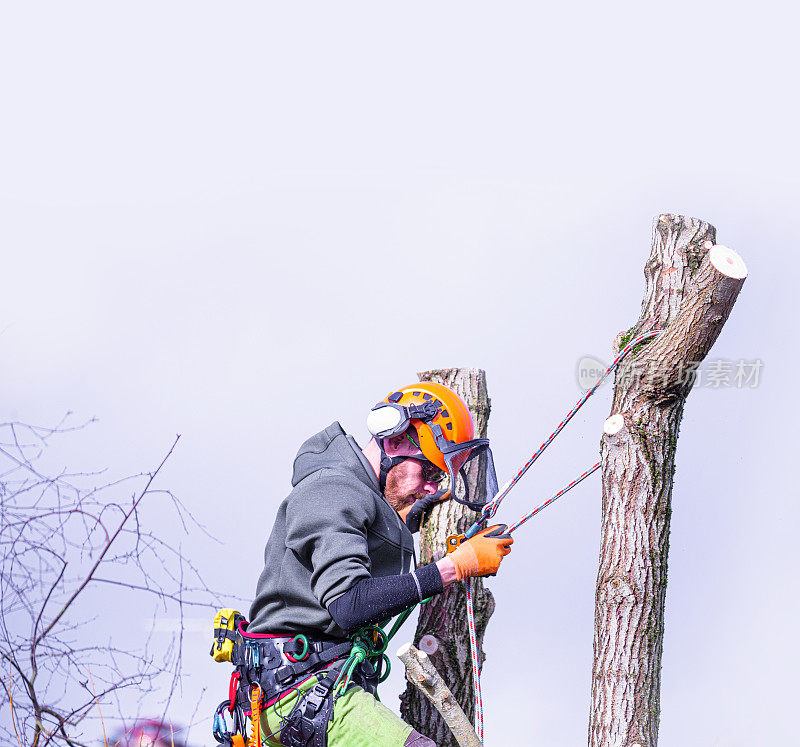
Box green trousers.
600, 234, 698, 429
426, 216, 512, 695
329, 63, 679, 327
260, 674, 415, 746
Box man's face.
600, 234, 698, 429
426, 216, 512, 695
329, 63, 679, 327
381, 431, 440, 515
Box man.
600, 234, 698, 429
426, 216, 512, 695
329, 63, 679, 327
246, 382, 513, 746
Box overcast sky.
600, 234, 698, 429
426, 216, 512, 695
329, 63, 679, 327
1, 2, 798, 745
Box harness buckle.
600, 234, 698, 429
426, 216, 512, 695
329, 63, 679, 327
303, 682, 331, 716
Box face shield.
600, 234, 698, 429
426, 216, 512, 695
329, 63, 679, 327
425, 422, 499, 512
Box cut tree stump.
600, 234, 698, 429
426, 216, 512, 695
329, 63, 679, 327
589, 214, 747, 746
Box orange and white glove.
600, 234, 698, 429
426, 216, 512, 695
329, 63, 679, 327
448, 524, 513, 580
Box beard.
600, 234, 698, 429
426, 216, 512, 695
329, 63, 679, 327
383, 469, 427, 512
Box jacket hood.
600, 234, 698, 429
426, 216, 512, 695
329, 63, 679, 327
291, 422, 379, 492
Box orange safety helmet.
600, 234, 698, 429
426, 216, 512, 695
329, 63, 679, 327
367, 382, 498, 510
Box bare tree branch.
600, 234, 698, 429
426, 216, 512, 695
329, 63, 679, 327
33, 437, 181, 648
0, 417, 223, 745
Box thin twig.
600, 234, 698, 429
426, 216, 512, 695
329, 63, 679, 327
33, 437, 181, 648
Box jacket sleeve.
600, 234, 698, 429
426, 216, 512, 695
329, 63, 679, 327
284, 470, 376, 609
327, 562, 444, 632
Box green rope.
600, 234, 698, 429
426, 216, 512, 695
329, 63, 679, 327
383, 606, 415, 643
335, 625, 387, 695
336, 597, 431, 697
382, 596, 431, 644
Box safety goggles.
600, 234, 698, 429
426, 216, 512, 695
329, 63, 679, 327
417, 459, 447, 485
403, 431, 447, 484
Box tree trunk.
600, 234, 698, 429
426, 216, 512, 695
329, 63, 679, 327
400, 368, 494, 747
589, 214, 748, 746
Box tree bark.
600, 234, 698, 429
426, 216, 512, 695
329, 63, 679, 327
400, 368, 494, 747
589, 214, 747, 746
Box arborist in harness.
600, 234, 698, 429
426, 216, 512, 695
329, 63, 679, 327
213, 382, 513, 747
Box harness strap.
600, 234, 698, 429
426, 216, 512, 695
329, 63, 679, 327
271, 642, 353, 689
214, 627, 237, 645
279, 664, 344, 747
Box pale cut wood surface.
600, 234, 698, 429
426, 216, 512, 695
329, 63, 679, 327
398, 643, 482, 747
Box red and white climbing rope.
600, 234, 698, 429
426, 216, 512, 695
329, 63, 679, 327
507, 462, 600, 533
465, 578, 483, 742
473, 329, 662, 532
462, 329, 662, 743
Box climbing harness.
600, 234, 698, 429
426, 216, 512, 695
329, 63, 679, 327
454, 329, 662, 743
210, 606, 420, 746
210, 616, 352, 746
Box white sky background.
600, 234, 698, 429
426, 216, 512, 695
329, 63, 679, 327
1, 2, 798, 745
